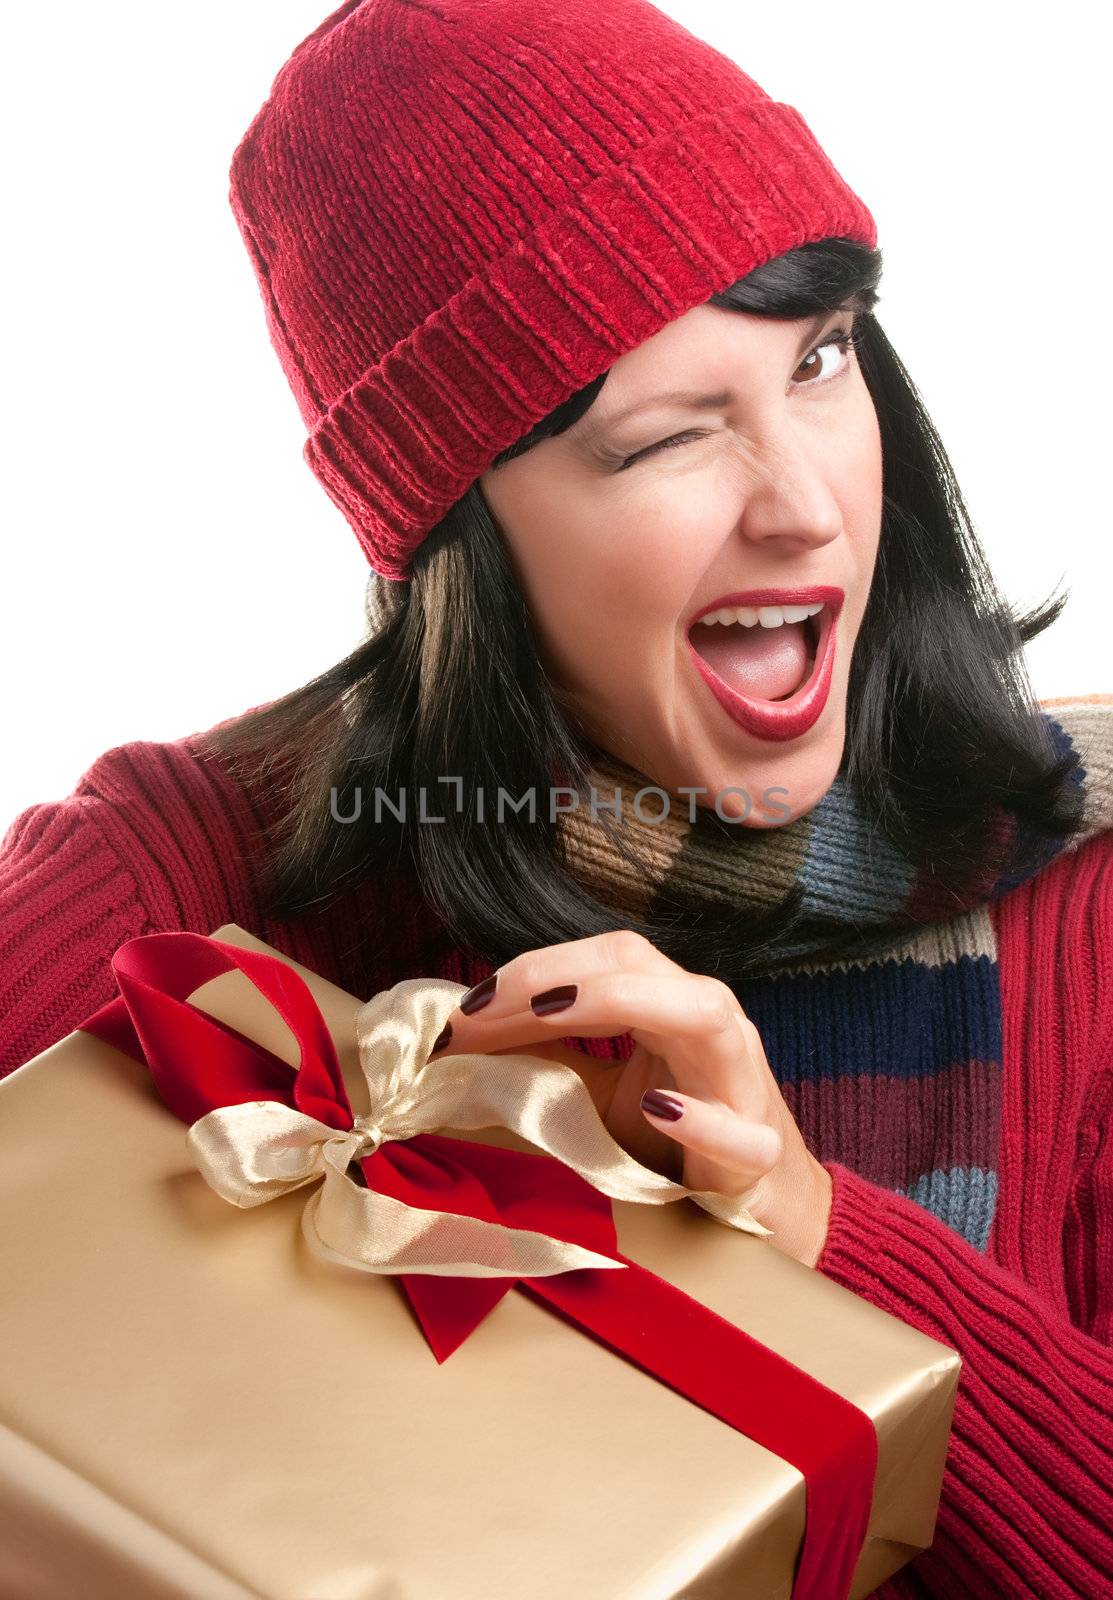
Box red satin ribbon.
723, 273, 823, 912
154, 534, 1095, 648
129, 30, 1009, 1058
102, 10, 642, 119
79, 931, 877, 1600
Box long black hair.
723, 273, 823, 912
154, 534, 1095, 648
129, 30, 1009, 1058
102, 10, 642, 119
194, 236, 1083, 974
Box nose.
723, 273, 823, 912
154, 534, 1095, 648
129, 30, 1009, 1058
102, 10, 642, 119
731, 431, 844, 554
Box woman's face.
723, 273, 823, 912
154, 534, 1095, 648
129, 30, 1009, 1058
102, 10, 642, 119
478, 297, 883, 826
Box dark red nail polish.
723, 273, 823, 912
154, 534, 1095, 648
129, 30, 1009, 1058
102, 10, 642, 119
529, 983, 577, 1016
430, 1021, 452, 1053
641, 1088, 684, 1121
460, 974, 497, 1014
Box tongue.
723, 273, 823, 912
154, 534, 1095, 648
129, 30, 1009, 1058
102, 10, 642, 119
692, 620, 810, 702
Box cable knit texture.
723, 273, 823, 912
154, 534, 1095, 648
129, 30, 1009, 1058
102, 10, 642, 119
2, 713, 1111, 1598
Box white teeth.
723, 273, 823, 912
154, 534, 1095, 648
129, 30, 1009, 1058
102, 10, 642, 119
696, 601, 824, 628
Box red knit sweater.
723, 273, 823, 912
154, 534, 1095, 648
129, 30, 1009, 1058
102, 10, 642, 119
2, 723, 1111, 1599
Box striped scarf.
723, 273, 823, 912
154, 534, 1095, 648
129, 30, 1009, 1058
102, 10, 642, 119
555, 698, 1113, 1250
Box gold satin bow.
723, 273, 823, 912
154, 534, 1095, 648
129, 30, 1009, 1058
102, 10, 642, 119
186, 976, 772, 1280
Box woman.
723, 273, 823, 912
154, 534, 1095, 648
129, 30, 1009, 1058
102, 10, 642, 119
2, 0, 1111, 1594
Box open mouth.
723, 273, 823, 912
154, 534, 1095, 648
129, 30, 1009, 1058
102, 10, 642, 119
687, 603, 824, 703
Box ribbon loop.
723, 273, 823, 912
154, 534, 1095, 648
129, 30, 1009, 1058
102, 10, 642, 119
107, 931, 771, 1278
186, 1101, 338, 1206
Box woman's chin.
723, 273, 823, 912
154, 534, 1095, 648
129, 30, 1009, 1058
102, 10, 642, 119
678, 726, 846, 827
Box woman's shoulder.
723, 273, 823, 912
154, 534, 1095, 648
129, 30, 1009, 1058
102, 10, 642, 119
990, 810, 1113, 1098
982, 694, 1113, 1122
1036, 688, 1113, 920
1039, 692, 1113, 838
5, 707, 273, 922
0, 705, 448, 1078
0, 707, 276, 1076
1013, 691, 1113, 939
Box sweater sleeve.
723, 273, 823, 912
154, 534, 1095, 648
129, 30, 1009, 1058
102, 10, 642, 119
0, 737, 260, 1079
817, 1159, 1113, 1598
815, 830, 1113, 1599
0, 790, 154, 1078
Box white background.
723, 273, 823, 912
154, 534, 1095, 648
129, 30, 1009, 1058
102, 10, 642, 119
2, 1, 1109, 825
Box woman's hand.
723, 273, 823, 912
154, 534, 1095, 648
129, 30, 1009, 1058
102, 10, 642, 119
428, 929, 832, 1267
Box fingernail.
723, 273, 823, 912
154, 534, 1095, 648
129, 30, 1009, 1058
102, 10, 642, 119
460, 974, 497, 1014
529, 983, 578, 1016
641, 1088, 684, 1122
430, 1021, 452, 1054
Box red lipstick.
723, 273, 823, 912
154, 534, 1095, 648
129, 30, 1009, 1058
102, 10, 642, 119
685, 585, 844, 743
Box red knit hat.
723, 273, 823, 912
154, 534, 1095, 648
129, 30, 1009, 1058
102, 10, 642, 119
229, 0, 877, 581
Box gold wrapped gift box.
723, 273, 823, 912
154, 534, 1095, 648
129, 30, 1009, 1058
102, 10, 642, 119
0, 923, 960, 1600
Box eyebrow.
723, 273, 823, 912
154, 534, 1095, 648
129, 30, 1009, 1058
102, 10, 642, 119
574, 301, 864, 440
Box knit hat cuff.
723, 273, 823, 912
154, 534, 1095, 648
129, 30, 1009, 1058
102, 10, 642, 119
302, 97, 876, 580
